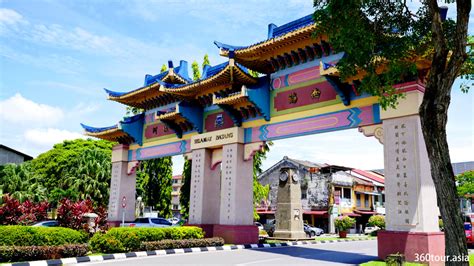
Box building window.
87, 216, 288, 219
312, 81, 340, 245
356, 193, 361, 207
342, 187, 351, 200
172, 204, 179, 210
364, 194, 369, 208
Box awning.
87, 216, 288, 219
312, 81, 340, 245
342, 212, 361, 217
257, 210, 275, 214
355, 191, 381, 196
303, 210, 328, 215
355, 210, 377, 215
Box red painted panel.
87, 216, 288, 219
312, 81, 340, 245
205, 112, 234, 132
274, 81, 337, 112
378, 231, 445, 264
144, 123, 173, 139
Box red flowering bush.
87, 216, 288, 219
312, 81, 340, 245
56, 198, 108, 233
0, 195, 49, 225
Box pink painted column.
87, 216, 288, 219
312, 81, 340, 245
108, 144, 137, 226
215, 143, 258, 244
379, 113, 444, 265
188, 148, 221, 236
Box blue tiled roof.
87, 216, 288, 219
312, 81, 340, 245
104, 88, 127, 98
144, 71, 169, 86
271, 14, 313, 38
123, 113, 143, 124
214, 14, 314, 52
173, 60, 192, 82
160, 61, 230, 89
80, 123, 118, 133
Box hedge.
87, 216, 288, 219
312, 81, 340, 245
0, 226, 88, 246
89, 226, 204, 253
0, 244, 88, 262
141, 237, 224, 250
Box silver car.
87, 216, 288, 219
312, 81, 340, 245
304, 223, 324, 237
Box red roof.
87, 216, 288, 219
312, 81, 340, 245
172, 175, 182, 179
342, 212, 361, 217
355, 210, 377, 215
256, 210, 275, 214
352, 169, 385, 184
303, 210, 328, 215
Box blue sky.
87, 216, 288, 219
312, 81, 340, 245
0, 0, 472, 174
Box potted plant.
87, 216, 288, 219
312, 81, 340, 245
334, 216, 355, 238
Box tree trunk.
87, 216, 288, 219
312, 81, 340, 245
419, 1, 471, 264
420, 85, 468, 265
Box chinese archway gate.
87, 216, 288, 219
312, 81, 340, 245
82, 14, 443, 261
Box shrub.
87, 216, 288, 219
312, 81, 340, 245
0, 244, 88, 262
90, 226, 204, 253
57, 199, 108, 233
368, 215, 385, 230
89, 233, 125, 253
334, 216, 355, 231
0, 195, 49, 225
0, 226, 87, 246
141, 237, 224, 250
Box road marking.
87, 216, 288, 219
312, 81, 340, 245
235, 258, 282, 266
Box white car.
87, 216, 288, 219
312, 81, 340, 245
364, 225, 379, 235
254, 222, 264, 231
124, 217, 173, 227
168, 217, 180, 225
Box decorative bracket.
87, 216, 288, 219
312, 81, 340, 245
127, 161, 140, 175
244, 141, 265, 161
358, 125, 384, 144
325, 75, 351, 106
211, 149, 223, 170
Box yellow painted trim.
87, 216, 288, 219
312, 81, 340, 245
130, 96, 379, 150
243, 96, 379, 128
130, 131, 198, 150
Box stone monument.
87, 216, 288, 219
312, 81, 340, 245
273, 167, 307, 239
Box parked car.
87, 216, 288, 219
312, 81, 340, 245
255, 222, 264, 231
124, 217, 173, 227
264, 220, 276, 236
168, 217, 180, 225
364, 224, 379, 235
465, 222, 473, 245
32, 220, 59, 227
304, 223, 324, 237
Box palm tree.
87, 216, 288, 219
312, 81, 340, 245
0, 162, 47, 202
64, 149, 111, 206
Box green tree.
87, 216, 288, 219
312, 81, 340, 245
313, 1, 471, 261
161, 64, 167, 73
252, 142, 272, 220
457, 171, 474, 198
202, 54, 210, 69
31, 139, 113, 196
0, 162, 47, 203
64, 149, 112, 206
179, 159, 192, 220
192, 61, 200, 81
137, 157, 173, 217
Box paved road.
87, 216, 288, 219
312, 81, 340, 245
83, 240, 378, 266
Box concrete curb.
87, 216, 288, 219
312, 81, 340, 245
5, 238, 374, 266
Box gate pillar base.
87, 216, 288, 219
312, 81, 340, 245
188, 224, 258, 244
378, 230, 445, 265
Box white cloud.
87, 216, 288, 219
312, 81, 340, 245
24, 128, 85, 148
0, 93, 64, 126
0, 8, 24, 25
